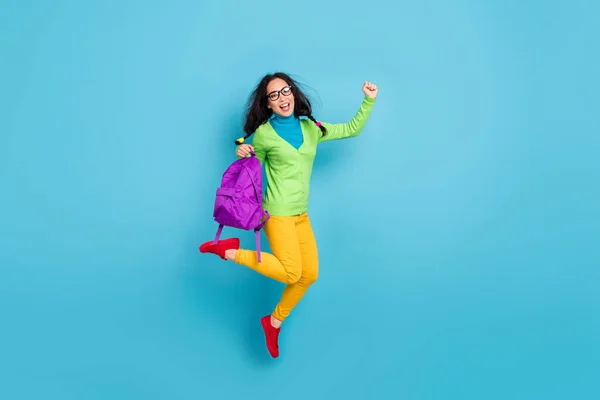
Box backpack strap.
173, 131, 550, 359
254, 229, 262, 263
242, 163, 261, 203
252, 211, 270, 263
255, 211, 270, 231
212, 224, 224, 245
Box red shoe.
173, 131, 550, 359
260, 315, 280, 358
199, 238, 240, 260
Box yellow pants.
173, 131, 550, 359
234, 212, 319, 321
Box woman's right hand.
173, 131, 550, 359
236, 144, 255, 158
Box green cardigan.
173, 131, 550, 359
240, 96, 376, 216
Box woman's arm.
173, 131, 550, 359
318, 81, 378, 143
252, 132, 267, 163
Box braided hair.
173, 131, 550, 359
235, 72, 327, 145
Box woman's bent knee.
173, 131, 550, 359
282, 260, 302, 284
285, 274, 301, 284
304, 270, 318, 285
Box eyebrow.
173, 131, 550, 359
267, 85, 290, 95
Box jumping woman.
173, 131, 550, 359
200, 72, 378, 358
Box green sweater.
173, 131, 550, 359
240, 96, 376, 216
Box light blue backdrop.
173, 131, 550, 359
1, 0, 598, 399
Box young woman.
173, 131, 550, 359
200, 72, 378, 358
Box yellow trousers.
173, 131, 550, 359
234, 212, 319, 321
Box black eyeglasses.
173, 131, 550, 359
267, 86, 292, 101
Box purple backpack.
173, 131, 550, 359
211, 151, 270, 262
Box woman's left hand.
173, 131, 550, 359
362, 81, 378, 99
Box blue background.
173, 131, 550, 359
1, 0, 598, 399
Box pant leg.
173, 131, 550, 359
234, 215, 303, 285
272, 213, 319, 321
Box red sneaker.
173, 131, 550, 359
260, 315, 280, 358
199, 238, 240, 260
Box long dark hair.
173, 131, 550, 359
235, 72, 327, 145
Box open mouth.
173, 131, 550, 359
279, 102, 290, 112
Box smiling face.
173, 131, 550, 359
266, 78, 295, 117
